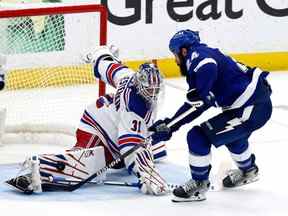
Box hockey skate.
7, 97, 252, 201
6, 174, 34, 195
172, 179, 210, 202
222, 165, 259, 188
5, 156, 42, 194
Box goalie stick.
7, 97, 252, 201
50, 160, 232, 193
67, 103, 202, 192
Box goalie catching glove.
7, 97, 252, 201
128, 147, 169, 195
82, 45, 121, 64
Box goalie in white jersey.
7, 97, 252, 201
73, 47, 168, 193
5, 46, 169, 196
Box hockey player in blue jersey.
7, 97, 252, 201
149, 29, 273, 202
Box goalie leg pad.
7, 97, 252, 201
40, 146, 107, 184
6, 146, 107, 193
133, 148, 169, 195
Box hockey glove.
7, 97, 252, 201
149, 119, 172, 144
82, 45, 121, 64
134, 148, 169, 195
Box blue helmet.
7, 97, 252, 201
169, 29, 200, 54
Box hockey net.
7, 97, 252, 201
0, 3, 107, 145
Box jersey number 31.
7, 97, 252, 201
131, 120, 141, 133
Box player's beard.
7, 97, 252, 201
178, 54, 188, 76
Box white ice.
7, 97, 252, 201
0, 72, 288, 216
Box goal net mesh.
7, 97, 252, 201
0, 4, 107, 138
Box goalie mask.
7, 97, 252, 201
134, 63, 163, 105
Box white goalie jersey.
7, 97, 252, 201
5, 47, 168, 196
78, 51, 157, 172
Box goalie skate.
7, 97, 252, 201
5, 175, 34, 195
222, 165, 259, 188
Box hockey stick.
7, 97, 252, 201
67, 104, 200, 192
51, 177, 224, 193
49, 176, 179, 191
51, 177, 140, 188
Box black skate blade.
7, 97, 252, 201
5, 178, 33, 195
171, 194, 206, 202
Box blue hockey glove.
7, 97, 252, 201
149, 119, 172, 144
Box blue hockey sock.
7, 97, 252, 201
190, 165, 211, 181
236, 154, 256, 172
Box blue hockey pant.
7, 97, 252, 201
187, 99, 272, 180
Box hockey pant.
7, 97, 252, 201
187, 99, 272, 180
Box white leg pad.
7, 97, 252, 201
26, 146, 106, 189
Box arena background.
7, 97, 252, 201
0, 0, 287, 78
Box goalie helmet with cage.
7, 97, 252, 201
133, 63, 163, 105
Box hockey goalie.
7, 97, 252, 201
5, 46, 169, 195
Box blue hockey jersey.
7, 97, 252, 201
167, 44, 271, 133
185, 44, 269, 109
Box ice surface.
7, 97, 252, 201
0, 72, 288, 216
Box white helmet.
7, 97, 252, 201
134, 63, 163, 105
